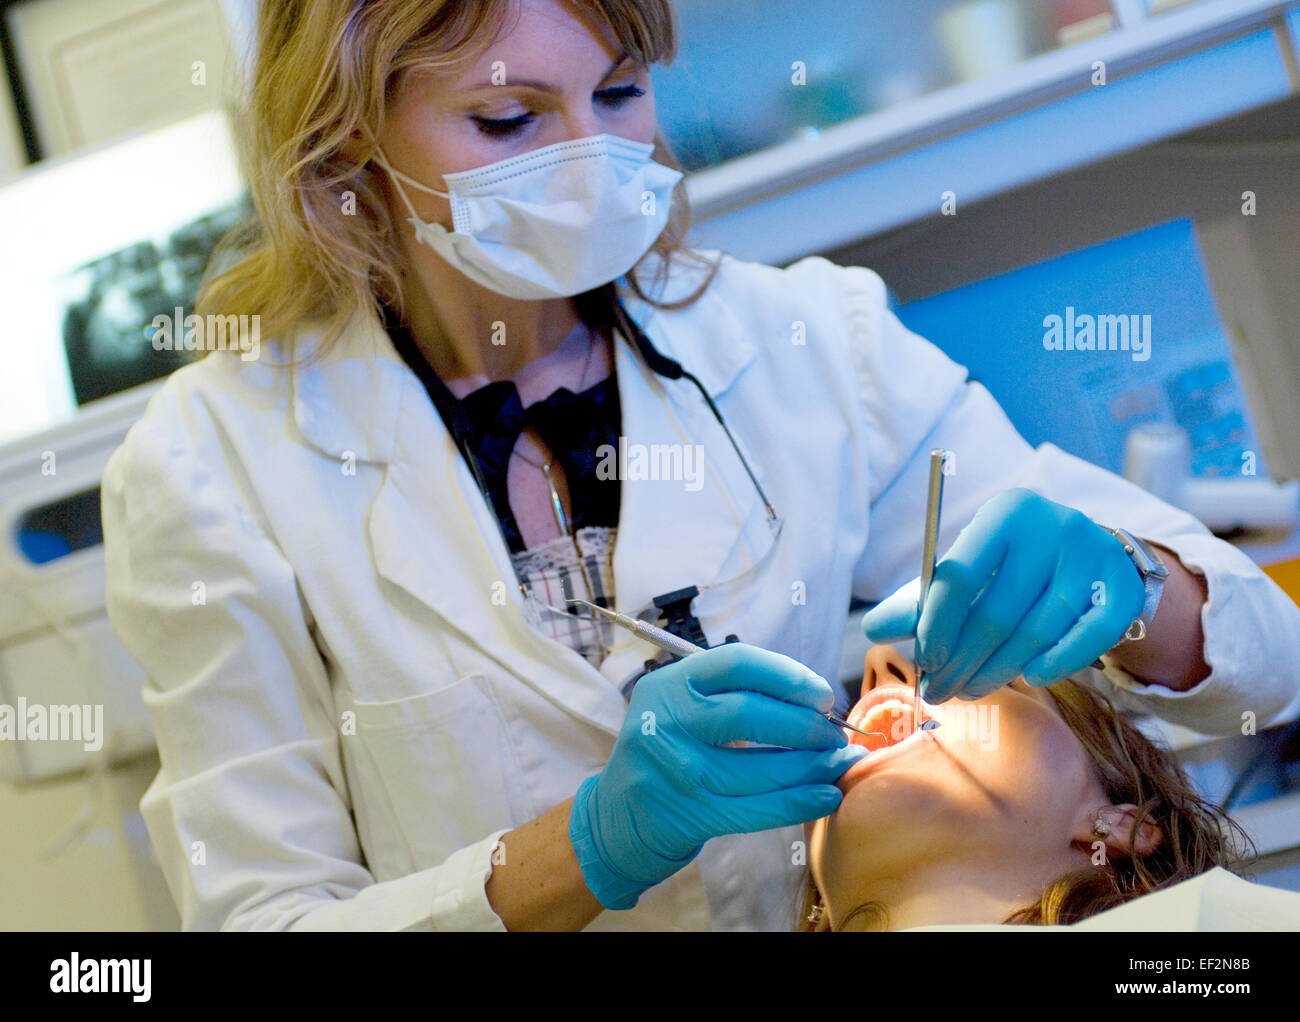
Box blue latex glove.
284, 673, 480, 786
569, 642, 868, 910
861, 488, 1146, 701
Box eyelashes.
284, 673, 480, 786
470, 83, 647, 137
472, 112, 534, 137
595, 83, 646, 108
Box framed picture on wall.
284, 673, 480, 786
1, 0, 232, 163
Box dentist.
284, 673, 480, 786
101, 0, 1300, 932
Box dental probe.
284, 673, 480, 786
564, 598, 887, 742
914, 450, 948, 738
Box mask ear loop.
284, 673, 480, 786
373, 146, 452, 199
365, 130, 452, 231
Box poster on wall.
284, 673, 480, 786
56, 193, 253, 405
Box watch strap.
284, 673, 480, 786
1103, 526, 1167, 641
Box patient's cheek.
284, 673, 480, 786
1033, 723, 1088, 785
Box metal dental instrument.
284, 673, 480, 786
564, 598, 887, 743
568, 597, 706, 660
824, 710, 888, 743
914, 450, 948, 737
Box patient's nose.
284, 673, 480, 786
863, 644, 916, 692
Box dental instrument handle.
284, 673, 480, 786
566, 598, 707, 658
565, 598, 878, 739
915, 450, 947, 735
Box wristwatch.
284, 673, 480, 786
1100, 526, 1169, 644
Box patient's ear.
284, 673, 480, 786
1072, 804, 1163, 858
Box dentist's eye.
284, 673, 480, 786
471, 112, 535, 137
596, 83, 645, 108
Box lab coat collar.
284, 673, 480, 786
285, 251, 755, 467
285, 267, 770, 733
284, 307, 408, 465
615, 251, 755, 402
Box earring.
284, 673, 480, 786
806, 903, 826, 926
1093, 815, 1112, 837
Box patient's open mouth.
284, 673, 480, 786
846, 683, 933, 752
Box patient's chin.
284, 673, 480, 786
835, 725, 939, 798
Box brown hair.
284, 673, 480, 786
195, 0, 720, 368
798, 678, 1255, 931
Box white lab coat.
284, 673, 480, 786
100, 251, 1300, 931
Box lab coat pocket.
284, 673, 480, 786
351, 673, 529, 872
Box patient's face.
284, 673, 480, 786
806, 645, 1107, 922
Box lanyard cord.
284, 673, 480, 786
608, 295, 779, 525
680, 371, 776, 525
379, 293, 780, 562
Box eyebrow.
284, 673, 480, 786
460, 52, 632, 93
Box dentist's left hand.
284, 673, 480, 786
860, 488, 1146, 701
569, 642, 868, 910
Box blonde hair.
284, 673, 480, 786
798, 678, 1255, 931
197, 0, 719, 367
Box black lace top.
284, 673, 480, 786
379, 301, 622, 554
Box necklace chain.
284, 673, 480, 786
511, 324, 600, 473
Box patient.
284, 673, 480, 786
800, 644, 1254, 931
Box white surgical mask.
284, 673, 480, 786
372, 133, 683, 300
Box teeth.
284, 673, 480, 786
860, 700, 913, 745
862, 699, 907, 721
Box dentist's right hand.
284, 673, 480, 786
569, 642, 869, 910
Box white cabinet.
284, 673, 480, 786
666, 0, 1300, 263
